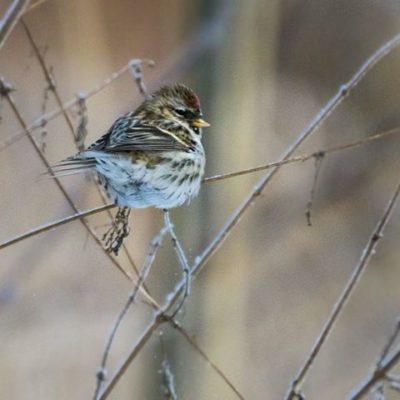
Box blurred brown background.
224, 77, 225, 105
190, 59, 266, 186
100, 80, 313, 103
1, 0, 400, 399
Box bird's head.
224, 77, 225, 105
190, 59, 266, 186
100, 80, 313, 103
140, 84, 210, 136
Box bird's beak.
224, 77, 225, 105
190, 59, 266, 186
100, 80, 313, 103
192, 118, 210, 128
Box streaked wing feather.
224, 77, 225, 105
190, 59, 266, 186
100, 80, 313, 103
105, 126, 189, 152
90, 114, 190, 153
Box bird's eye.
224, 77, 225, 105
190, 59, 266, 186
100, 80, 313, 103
193, 127, 200, 135
174, 108, 186, 116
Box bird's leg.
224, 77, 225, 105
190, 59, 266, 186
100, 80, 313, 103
163, 209, 191, 317
102, 207, 131, 255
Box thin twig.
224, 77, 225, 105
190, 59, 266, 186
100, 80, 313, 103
24, 0, 50, 14
170, 321, 246, 400
75, 93, 88, 150
387, 374, 400, 392
305, 152, 325, 226
159, 334, 178, 400
378, 318, 400, 369
373, 384, 385, 400
0, 203, 114, 250
286, 179, 400, 399
0, 60, 152, 150
0, 76, 133, 281
204, 126, 400, 184
20, 20, 145, 275
97, 32, 400, 400
93, 226, 169, 400
20, 18, 77, 141
129, 59, 155, 99
349, 349, 400, 399
163, 210, 191, 318
0, 0, 31, 51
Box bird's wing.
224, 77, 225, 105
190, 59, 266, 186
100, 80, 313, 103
89, 115, 191, 153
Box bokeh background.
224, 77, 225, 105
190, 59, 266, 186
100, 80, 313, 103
1, 0, 400, 399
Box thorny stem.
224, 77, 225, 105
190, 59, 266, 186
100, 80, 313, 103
97, 32, 400, 400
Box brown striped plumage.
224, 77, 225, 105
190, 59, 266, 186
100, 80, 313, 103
52, 84, 209, 209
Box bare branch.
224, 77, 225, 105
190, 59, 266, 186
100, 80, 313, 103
204, 126, 400, 184
305, 152, 325, 226
349, 324, 400, 399
0, 76, 133, 281
20, 20, 146, 275
0, 60, 143, 151
129, 59, 155, 99
0, 203, 114, 250
170, 321, 246, 400
378, 318, 400, 369
163, 210, 191, 317
24, 0, 50, 14
159, 336, 178, 400
286, 179, 400, 399
20, 18, 78, 142
0, 0, 31, 51
93, 226, 168, 400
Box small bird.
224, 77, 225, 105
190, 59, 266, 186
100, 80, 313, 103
52, 84, 209, 253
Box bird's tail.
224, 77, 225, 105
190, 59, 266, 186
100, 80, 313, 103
44, 154, 97, 178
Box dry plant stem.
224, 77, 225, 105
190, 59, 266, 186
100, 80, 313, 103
204, 126, 400, 184
170, 321, 246, 400
0, 59, 153, 151
286, 179, 400, 400
21, 19, 140, 273
163, 210, 191, 318
1, 125, 399, 252
97, 33, 400, 400
160, 358, 178, 400
378, 318, 400, 369
159, 342, 178, 400
93, 226, 169, 400
25, 0, 49, 14
0, 77, 134, 282
0, 203, 114, 250
349, 349, 400, 399
387, 375, 400, 392
20, 19, 76, 139
129, 59, 154, 99
0, 0, 31, 51
305, 152, 324, 226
